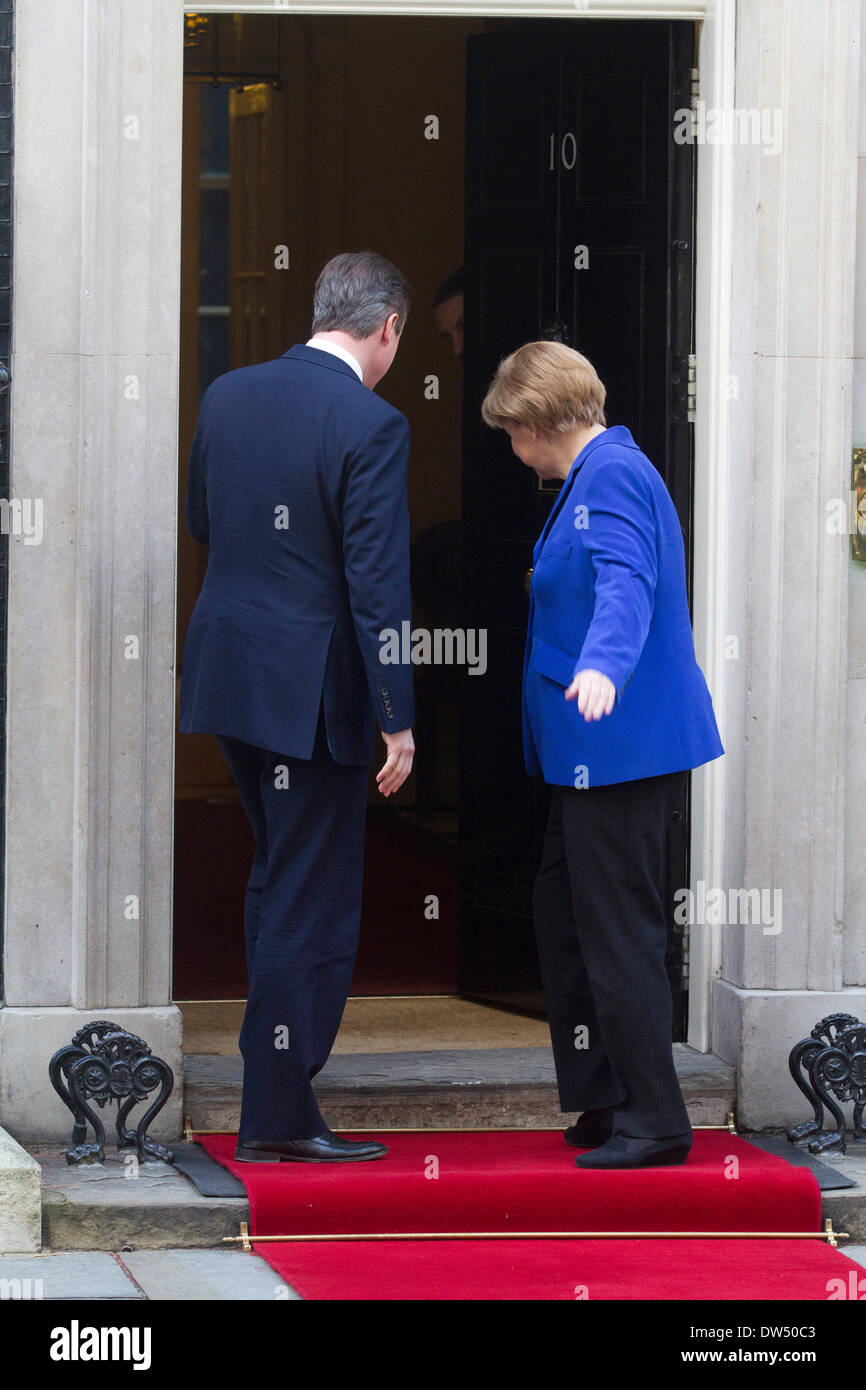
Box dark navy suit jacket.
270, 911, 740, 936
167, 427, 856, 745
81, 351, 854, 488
523, 425, 724, 787
179, 343, 414, 765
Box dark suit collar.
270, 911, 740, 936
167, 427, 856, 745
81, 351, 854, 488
281, 342, 362, 382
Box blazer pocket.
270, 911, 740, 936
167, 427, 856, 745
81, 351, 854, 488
530, 637, 580, 688
534, 537, 593, 597
536, 540, 573, 561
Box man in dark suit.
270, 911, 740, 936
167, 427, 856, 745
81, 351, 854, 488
179, 252, 415, 1163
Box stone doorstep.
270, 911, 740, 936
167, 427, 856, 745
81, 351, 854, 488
33, 1043, 736, 1252
31, 1136, 866, 1254
820, 1177, 866, 1246
37, 1147, 247, 1253
30, 1142, 866, 1253
29, 1044, 866, 1251
184, 1043, 738, 1133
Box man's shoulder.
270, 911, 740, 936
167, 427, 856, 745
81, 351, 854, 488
198, 358, 284, 413
199, 354, 409, 445
355, 391, 409, 436
200, 360, 262, 397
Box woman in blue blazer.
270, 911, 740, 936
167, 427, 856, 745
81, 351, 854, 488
482, 341, 724, 1170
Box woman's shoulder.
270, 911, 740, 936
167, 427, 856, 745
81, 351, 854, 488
581, 431, 659, 497
587, 426, 655, 468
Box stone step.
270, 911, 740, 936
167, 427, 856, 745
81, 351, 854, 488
36, 1145, 247, 1252
34, 1133, 866, 1254
37, 1043, 735, 1250
35, 1139, 866, 1252
183, 1043, 737, 1133
34, 1045, 866, 1254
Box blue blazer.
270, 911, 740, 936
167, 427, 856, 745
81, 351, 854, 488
179, 344, 414, 765
523, 425, 723, 787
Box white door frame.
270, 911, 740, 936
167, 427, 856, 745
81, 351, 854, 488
185, 0, 734, 1051
10, 0, 861, 1143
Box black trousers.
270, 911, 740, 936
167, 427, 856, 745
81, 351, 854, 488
532, 769, 691, 1139
216, 705, 369, 1141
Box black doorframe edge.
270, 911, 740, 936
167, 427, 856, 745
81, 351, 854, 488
0, 0, 14, 1001
667, 21, 698, 1040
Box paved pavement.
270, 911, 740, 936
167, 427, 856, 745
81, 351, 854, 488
5, 1128, 865, 1300
0, 1248, 298, 1300
0, 1243, 862, 1302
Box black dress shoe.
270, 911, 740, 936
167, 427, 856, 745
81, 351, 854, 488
574, 1132, 692, 1170
564, 1106, 617, 1148
234, 1130, 388, 1163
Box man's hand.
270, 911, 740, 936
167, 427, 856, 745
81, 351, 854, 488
376, 727, 415, 797
565, 668, 616, 721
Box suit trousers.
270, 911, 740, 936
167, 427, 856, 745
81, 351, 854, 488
531, 769, 691, 1139
216, 705, 369, 1140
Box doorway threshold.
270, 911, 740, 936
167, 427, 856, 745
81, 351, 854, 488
178, 995, 550, 1056
180, 998, 736, 1134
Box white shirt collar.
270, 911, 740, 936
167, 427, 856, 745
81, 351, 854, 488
305, 336, 364, 382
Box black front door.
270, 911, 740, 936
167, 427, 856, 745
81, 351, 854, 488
459, 18, 695, 1035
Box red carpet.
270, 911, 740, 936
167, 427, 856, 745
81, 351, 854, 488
196, 1129, 862, 1299
247, 1237, 860, 1302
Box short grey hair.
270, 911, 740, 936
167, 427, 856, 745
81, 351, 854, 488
311, 252, 412, 338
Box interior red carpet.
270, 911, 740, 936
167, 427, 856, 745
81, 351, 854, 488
173, 800, 457, 998
196, 1129, 860, 1299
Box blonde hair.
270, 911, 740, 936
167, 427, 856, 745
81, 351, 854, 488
481, 340, 606, 435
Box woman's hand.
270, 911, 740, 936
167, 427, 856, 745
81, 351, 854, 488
565, 668, 616, 721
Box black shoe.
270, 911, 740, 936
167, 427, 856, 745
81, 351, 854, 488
234, 1130, 388, 1163
564, 1106, 617, 1149
574, 1132, 692, 1170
